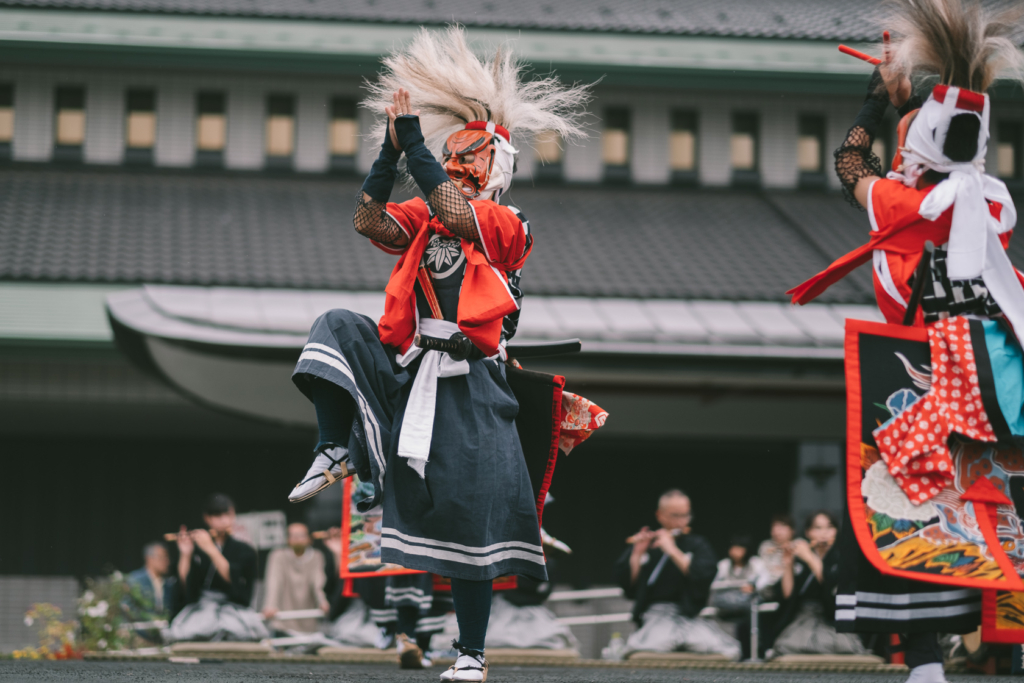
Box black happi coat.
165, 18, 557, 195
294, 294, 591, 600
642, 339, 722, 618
181, 536, 257, 609
613, 533, 717, 624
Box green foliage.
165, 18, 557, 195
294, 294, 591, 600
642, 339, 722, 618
77, 571, 160, 652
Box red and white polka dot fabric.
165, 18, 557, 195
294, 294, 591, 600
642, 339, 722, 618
873, 317, 996, 504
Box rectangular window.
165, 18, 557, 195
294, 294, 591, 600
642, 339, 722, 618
0, 83, 12, 160
533, 130, 563, 182
195, 91, 226, 167
731, 112, 759, 186
730, 113, 757, 171
265, 94, 295, 168
125, 88, 156, 165
998, 121, 1022, 180
54, 86, 85, 163
670, 110, 698, 184
329, 97, 358, 173
798, 114, 826, 188
603, 106, 630, 183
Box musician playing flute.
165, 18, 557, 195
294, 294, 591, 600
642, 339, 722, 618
613, 490, 740, 660
287, 27, 599, 681
165, 493, 268, 643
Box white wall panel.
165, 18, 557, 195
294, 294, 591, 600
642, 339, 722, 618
155, 81, 195, 167
563, 126, 602, 183
295, 88, 328, 173
12, 76, 53, 162
356, 106, 378, 174
699, 99, 730, 186
631, 103, 670, 185
761, 100, 798, 189
225, 85, 264, 170
513, 134, 536, 181
84, 80, 124, 165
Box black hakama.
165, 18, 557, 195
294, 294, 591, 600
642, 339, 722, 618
292, 309, 546, 583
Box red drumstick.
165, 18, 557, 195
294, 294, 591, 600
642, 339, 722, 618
838, 44, 881, 65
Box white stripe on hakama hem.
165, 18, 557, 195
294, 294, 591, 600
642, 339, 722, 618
834, 602, 980, 622
847, 589, 977, 605
385, 590, 432, 606
300, 346, 385, 466
298, 345, 387, 493
416, 617, 448, 631
382, 537, 546, 567
383, 528, 543, 557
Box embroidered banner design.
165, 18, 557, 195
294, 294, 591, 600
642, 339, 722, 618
845, 319, 1024, 593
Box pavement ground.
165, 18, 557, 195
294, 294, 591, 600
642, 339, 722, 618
0, 661, 1020, 682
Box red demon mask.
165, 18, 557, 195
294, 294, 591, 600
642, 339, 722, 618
442, 121, 512, 198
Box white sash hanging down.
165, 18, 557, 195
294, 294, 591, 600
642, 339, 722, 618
395, 318, 471, 478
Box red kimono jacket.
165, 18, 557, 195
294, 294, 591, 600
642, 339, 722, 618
788, 178, 1013, 322
371, 197, 531, 356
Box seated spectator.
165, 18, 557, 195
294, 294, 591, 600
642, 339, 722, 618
262, 523, 330, 633
165, 493, 268, 643
771, 511, 867, 657
613, 489, 740, 660
126, 541, 178, 619
756, 514, 795, 601
313, 526, 349, 621
708, 535, 764, 636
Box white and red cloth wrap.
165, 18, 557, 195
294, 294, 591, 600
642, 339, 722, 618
464, 121, 518, 202
889, 85, 1024, 335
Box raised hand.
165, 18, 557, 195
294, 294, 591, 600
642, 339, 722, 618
630, 526, 655, 556
176, 525, 194, 556
384, 88, 421, 150
651, 528, 678, 554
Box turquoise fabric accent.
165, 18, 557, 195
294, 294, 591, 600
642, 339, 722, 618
982, 320, 1024, 436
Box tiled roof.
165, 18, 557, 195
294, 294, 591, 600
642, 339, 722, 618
0, 0, 887, 41
0, 167, 882, 303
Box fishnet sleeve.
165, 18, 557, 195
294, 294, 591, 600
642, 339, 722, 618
834, 126, 884, 210
353, 194, 408, 248
427, 181, 479, 242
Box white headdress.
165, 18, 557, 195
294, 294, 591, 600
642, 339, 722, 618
363, 26, 592, 200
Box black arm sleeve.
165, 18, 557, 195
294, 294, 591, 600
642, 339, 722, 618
613, 546, 639, 599
834, 68, 889, 209
225, 542, 257, 607
353, 134, 408, 247
686, 536, 719, 586
393, 115, 479, 241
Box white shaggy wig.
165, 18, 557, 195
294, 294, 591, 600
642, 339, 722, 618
881, 0, 1024, 92
362, 25, 592, 160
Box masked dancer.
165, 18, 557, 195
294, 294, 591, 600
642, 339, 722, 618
789, 1, 1024, 681
287, 27, 591, 682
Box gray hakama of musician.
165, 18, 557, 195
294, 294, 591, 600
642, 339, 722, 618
292, 308, 547, 583
165, 592, 269, 643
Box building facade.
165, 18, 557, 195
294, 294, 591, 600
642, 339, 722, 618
0, 0, 1022, 651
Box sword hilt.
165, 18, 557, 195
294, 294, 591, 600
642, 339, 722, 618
414, 332, 475, 361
